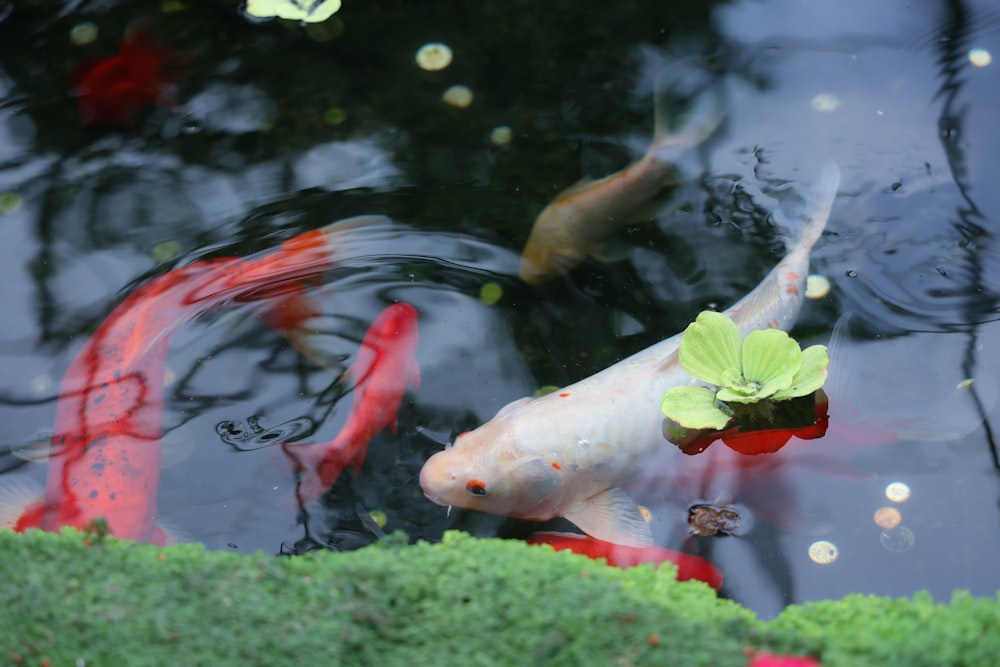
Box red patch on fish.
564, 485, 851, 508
72, 20, 190, 127
747, 651, 821, 667
525, 531, 724, 589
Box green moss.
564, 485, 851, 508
1, 530, 998, 666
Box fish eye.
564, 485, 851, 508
465, 479, 488, 496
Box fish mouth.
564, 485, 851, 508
421, 489, 447, 507
421, 490, 453, 516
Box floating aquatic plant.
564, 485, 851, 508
661, 311, 829, 431
245, 0, 342, 23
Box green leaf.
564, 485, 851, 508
246, 0, 342, 22
678, 312, 743, 386
660, 386, 733, 430
718, 372, 794, 403
741, 329, 802, 387
772, 344, 829, 401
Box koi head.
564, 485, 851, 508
519, 245, 585, 285
419, 427, 562, 519
518, 202, 590, 284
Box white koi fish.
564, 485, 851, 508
519, 67, 728, 284
420, 164, 841, 547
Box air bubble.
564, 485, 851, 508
880, 525, 915, 552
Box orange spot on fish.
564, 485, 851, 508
785, 283, 800, 296
559, 392, 570, 397
466, 479, 488, 496
551, 462, 561, 470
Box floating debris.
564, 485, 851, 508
0, 192, 23, 214
969, 48, 992, 67
478, 281, 502, 305
69, 22, 98, 46
30, 374, 51, 395
368, 509, 388, 529
161, 0, 185, 13
808, 540, 838, 564
638, 505, 653, 523
163, 367, 176, 387
490, 125, 513, 146
415, 42, 453, 71
805, 274, 830, 299
152, 239, 181, 263
245, 0, 342, 22
880, 525, 915, 552
688, 503, 743, 537
442, 84, 473, 108
533, 385, 560, 398
873, 506, 902, 529
885, 481, 911, 503
324, 107, 347, 125
810, 93, 841, 113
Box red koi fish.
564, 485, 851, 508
282, 303, 421, 507
2, 220, 365, 543
525, 531, 724, 590
72, 21, 188, 127
747, 652, 820, 667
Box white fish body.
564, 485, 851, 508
420, 164, 841, 547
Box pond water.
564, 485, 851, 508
1, 0, 999, 619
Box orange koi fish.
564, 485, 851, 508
2, 219, 366, 543
525, 531, 724, 589
519, 67, 727, 284
72, 21, 189, 127
282, 302, 420, 507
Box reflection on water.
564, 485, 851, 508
0, 0, 998, 617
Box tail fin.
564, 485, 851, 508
795, 162, 841, 253
649, 63, 728, 163
824, 312, 998, 445
282, 434, 360, 508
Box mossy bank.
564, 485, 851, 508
1, 529, 998, 666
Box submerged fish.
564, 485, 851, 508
525, 531, 724, 589
72, 20, 189, 127
519, 66, 727, 284
420, 164, 841, 547
0, 219, 375, 543
282, 302, 420, 506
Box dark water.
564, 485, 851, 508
1, 0, 999, 618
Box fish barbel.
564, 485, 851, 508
421, 164, 841, 547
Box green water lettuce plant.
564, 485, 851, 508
245, 0, 342, 22
661, 311, 829, 430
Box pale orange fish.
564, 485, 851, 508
519, 67, 727, 284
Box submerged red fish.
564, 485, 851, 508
2, 220, 368, 543
72, 21, 188, 127
282, 302, 420, 507
525, 531, 724, 589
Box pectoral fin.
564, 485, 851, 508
562, 487, 653, 548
